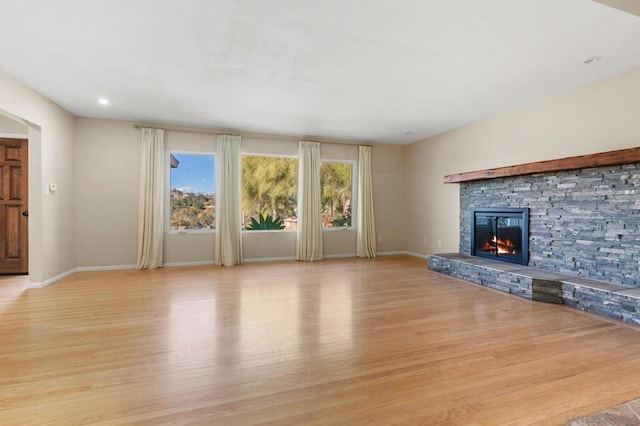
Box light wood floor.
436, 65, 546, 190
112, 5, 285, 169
2, 256, 640, 425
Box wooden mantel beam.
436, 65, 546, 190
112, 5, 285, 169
444, 146, 640, 183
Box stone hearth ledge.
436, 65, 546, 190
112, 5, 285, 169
428, 253, 640, 326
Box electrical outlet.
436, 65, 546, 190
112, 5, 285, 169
377, 235, 382, 242
437, 239, 442, 247
423, 238, 428, 245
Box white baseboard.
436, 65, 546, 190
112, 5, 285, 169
324, 253, 356, 259
244, 256, 296, 263
403, 251, 429, 260
163, 261, 215, 268
377, 251, 406, 256
28, 268, 77, 289
247, 252, 429, 260
246, 254, 357, 262
76, 264, 137, 272
78, 261, 217, 270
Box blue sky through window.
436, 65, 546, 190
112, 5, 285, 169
170, 153, 215, 194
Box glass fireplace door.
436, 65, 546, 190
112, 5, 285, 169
471, 208, 529, 265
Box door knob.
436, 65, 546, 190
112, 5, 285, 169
22, 211, 28, 217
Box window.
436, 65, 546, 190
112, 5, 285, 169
321, 161, 353, 228
242, 155, 297, 230
169, 153, 215, 230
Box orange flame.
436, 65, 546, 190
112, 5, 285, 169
482, 236, 518, 255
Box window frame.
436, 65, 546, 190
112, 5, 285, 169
241, 152, 298, 233
320, 158, 356, 231
165, 149, 217, 234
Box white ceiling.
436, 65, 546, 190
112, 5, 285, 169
1, 1, 639, 144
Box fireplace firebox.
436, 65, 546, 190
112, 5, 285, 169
471, 208, 529, 265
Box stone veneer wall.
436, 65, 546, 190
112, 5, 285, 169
459, 163, 640, 286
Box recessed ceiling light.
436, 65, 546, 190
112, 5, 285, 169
583, 56, 601, 64
98, 98, 109, 105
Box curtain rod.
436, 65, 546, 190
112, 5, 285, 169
132, 123, 372, 148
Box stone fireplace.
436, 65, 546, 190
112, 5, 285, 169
429, 147, 640, 325
460, 163, 640, 286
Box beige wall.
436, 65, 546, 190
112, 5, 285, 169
406, 67, 640, 256
75, 118, 406, 268
0, 114, 28, 134
0, 71, 76, 285
371, 143, 407, 253
74, 118, 140, 267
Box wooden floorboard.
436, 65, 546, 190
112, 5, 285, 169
2, 256, 640, 425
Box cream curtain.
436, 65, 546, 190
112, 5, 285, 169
215, 135, 243, 266
357, 145, 376, 258
296, 141, 323, 261
136, 128, 165, 270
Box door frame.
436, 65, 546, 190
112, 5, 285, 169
0, 108, 44, 288
0, 110, 38, 282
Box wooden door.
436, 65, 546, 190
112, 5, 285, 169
0, 138, 28, 274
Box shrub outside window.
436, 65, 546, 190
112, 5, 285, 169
169, 152, 215, 230
242, 155, 297, 230
321, 161, 353, 228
